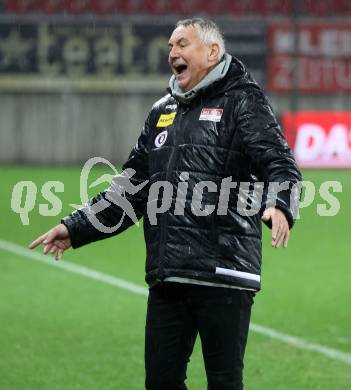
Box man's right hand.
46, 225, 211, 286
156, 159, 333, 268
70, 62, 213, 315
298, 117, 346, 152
28, 223, 71, 261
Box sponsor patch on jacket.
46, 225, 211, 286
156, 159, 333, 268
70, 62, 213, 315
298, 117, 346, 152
199, 108, 223, 122
157, 112, 176, 127
155, 130, 168, 147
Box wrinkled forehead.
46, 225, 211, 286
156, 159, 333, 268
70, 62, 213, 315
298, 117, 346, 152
168, 25, 201, 45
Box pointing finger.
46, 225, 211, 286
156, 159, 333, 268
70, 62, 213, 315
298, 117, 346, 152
28, 234, 47, 250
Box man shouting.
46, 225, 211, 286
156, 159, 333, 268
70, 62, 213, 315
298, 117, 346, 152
30, 18, 301, 390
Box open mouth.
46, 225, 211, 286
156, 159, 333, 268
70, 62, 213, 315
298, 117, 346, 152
174, 64, 188, 75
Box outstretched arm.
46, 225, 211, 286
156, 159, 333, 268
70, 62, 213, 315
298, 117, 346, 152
29, 110, 153, 257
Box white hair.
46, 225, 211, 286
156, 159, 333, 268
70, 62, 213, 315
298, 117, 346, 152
176, 18, 226, 60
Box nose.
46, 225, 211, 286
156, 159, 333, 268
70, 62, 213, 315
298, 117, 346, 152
168, 46, 179, 61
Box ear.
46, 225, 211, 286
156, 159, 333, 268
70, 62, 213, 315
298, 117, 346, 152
208, 43, 220, 62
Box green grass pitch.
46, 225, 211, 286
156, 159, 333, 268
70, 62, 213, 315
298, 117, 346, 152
0, 166, 350, 389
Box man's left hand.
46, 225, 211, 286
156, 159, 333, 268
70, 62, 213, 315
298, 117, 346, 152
261, 207, 290, 248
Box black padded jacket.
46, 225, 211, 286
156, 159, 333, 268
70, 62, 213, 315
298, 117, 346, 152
62, 57, 302, 291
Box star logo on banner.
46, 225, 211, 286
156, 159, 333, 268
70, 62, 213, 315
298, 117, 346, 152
0, 30, 33, 69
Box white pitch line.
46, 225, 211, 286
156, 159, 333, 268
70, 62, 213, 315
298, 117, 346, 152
1, 238, 351, 365
250, 324, 351, 364
0, 239, 147, 296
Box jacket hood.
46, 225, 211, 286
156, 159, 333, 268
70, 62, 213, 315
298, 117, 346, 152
204, 56, 261, 98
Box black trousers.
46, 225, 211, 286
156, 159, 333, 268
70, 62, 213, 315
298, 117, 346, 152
145, 282, 254, 390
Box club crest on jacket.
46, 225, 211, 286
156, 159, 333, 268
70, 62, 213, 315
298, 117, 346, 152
155, 130, 168, 148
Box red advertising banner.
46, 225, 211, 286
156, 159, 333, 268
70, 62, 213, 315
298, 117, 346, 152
4, 1, 351, 15
268, 24, 351, 93
283, 112, 351, 168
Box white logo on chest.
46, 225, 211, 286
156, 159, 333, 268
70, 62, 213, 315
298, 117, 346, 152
199, 108, 223, 122
155, 130, 168, 148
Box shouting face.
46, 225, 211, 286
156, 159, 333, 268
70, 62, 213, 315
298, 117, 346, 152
168, 25, 220, 92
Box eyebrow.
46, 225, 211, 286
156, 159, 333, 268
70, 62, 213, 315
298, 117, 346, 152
168, 38, 189, 48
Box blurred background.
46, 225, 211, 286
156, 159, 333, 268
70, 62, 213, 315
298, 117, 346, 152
0, 2, 350, 389
0, 0, 350, 166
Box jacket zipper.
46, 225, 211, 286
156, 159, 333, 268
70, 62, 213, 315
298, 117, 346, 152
157, 104, 186, 281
